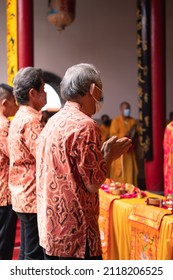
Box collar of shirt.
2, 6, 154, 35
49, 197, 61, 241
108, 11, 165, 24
19, 105, 43, 121
65, 101, 81, 111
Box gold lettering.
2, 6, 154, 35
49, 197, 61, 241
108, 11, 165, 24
144, 116, 149, 127
142, 41, 148, 51
137, 34, 142, 46
138, 73, 145, 83
144, 136, 151, 152
139, 111, 143, 120
143, 65, 148, 76
144, 92, 149, 103
137, 22, 142, 31
137, 47, 142, 58
138, 86, 143, 97
137, 59, 144, 70
136, 8, 141, 20
138, 99, 143, 109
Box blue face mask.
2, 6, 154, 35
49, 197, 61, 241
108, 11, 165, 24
124, 108, 130, 117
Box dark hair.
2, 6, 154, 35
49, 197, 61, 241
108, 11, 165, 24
101, 114, 111, 126
0, 83, 14, 101
120, 101, 130, 109
169, 111, 173, 121
13, 67, 44, 105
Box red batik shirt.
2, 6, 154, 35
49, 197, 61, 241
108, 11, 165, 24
0, 114, 11, 206
8, 105, 44, 213
36, 101, 107, 258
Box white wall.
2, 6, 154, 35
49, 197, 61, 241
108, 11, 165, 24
0, 0, 172, 120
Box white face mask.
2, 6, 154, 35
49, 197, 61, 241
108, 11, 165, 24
92, 95, 103, 114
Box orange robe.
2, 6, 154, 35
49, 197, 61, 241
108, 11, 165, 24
109, 115, 138, 186
163, 121, 173, 196
100, 124, 110, 143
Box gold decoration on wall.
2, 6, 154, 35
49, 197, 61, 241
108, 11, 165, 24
137, 0, 152, 161
47, 0, 76, 31
7, 0, 18, 85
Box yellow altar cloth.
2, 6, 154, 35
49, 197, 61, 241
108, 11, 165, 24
128, 204, 172, 259
99, 189, 173, 260
99, 192, 117, 259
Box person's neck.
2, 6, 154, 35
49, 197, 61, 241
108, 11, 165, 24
20, 103, 40, 112
122, 115, 130, 120
68, 98, 92, 117
0, 111, 8, 119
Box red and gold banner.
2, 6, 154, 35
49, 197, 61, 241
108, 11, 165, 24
7, 0, 18, 85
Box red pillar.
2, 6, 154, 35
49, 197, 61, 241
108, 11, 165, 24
145, 0, 166, 193
18, 0, 34, 68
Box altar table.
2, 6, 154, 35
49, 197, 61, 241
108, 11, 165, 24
99, 189, 173, 260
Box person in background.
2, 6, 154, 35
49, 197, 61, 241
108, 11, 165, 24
41, 110, 57, 125
36, 63, 132, 260
8, 67, 46, 260
100, 114, 112, 143
0, 83, 18, 259
169, 111, 173, 122
110, 101, 138, 186
163, 119, 173, 196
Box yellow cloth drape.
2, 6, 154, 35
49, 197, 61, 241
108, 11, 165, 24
128, 204, 172, 260
109, 115, 138, 185
99, 189, 173, 260
98, 190, 116, 260
7, 0, 18, 86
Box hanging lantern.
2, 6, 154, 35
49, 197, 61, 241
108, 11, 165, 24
47, 0, 76, 31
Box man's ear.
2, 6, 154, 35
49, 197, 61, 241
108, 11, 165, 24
90, 83, 96, 96
90, 83, 101, 100
28, 88, 37, 99
1, 98, 8, 107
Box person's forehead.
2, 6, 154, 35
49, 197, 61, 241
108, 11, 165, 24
121, 103, 130, 109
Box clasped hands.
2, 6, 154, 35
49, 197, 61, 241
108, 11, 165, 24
101, 136, 132, 165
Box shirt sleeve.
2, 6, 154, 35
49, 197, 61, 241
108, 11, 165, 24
71, 123, 107, 188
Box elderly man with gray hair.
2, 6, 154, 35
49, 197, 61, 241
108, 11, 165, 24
36, 63, 132, 260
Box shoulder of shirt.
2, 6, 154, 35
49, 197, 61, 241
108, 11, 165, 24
165, 121, 173, 133
49, 106, 97, 125
167, 121, 173, 127
11, 106, 42, 124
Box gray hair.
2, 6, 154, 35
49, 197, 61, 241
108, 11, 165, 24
13, 67, 44, 105
60, 63, 102, 101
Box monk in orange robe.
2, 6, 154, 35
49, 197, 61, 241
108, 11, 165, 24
99, 114, 111, 143
110, 102, 138, 186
